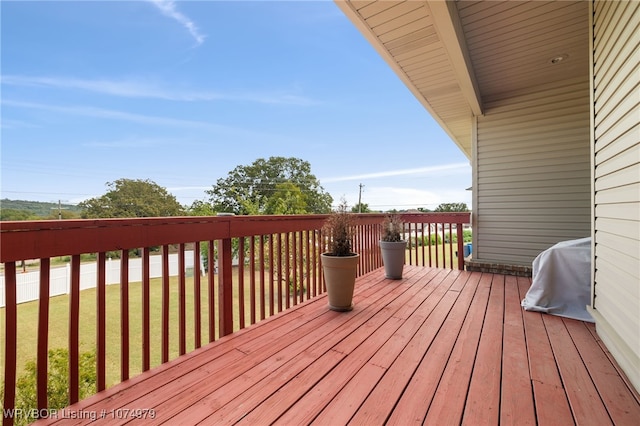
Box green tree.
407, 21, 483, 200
79, 179, 184, 218
0, 209, 40, 221
264, 182, 308, 215
351, 203, 370, 213
187, 200, 216, 216
206, 157, 332, 215
434, 202, 469, 212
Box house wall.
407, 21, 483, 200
472, 77, 592, 266
590, 0, 640, 393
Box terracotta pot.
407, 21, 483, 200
321, 252, 359, 311
380, 240, 407, 279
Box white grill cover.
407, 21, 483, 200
521, 237, 594, 322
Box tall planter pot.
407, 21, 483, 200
321, 252, 360, 311
380, 240, 407, 279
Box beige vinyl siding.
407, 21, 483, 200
475, 78, 591, 265
591, 0, 640, 392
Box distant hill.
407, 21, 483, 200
0, 199, 83, 218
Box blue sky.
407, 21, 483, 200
1, 0, 471, 211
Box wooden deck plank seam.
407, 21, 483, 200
461, 273, 505, 425
421, 272, 493, 425
345, 271, 471, 424
165, 267, 451, 424
384, 270, 481, 424
235, 273, 460, 423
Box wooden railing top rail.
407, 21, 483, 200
0, 213, 471, 263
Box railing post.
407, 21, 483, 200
37, 259, 51, 412
218, 237, 234, 337
3, 262, 17, 426
457, 222, 465, 271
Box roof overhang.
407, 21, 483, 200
336, 0, 589, 160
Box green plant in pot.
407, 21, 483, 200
379, 214, 407, 279
321, 201, 359, 311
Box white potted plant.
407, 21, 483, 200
321, 201, 359, 311
379, 214, 407, 279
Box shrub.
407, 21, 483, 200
380, 214, 404, 242
7, 348, 96, 425
323, 200, 355, 256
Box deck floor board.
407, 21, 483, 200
38, 266, 640, 426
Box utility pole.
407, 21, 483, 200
358, 183, 364, 213
50, 199, 69, 220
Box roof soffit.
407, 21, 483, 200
335, 0, 473, 158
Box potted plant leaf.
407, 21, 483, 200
321, 200, 359, 311
379, 214, 407, 279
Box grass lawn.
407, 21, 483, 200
406, 242, 463, 268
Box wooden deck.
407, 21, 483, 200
38, 266, 640, 425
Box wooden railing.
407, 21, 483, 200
0, 212, 470, 424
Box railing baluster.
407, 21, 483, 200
97, 252, 106, 391
259, 236, 265, 321
249, 236, 256, 326
3, 262, 17, 426
428, 222, 433, 267
457, 223, 465, 271
142, 248, 151, 371
37, 258, 50, 412
237, 238, 245, 330
218, 237, 233, 337
413, 223, 424, 265
69, 254, 81, 403
311, 230, 317, 297
178, 244, 186, 356
448, 223, 454, 269
285, 232, 291, 309
120, 251, 129, 381
298, 230, 304, 304
420, 223, 426, 267
162, 245, 170, 363
269, 235, 274, 315
305, 230, 311, 301
277, 233, 283, 313
207, 240, 216, 342
193, 242, 202, 346
442, 223, 447, 268
292, 232, 298, 306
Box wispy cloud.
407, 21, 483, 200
0, 118, 39, 129
146, 0, 205, 46
321, 163, 470, 183
1, 75, 317, 106
4, 99, 207, 127
2, 99, 285, 141
1, 99, 252, 134
83, 136, 175, 148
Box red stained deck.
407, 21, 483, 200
38, 266, 640, 425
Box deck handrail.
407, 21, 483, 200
0, 212, 470, 425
